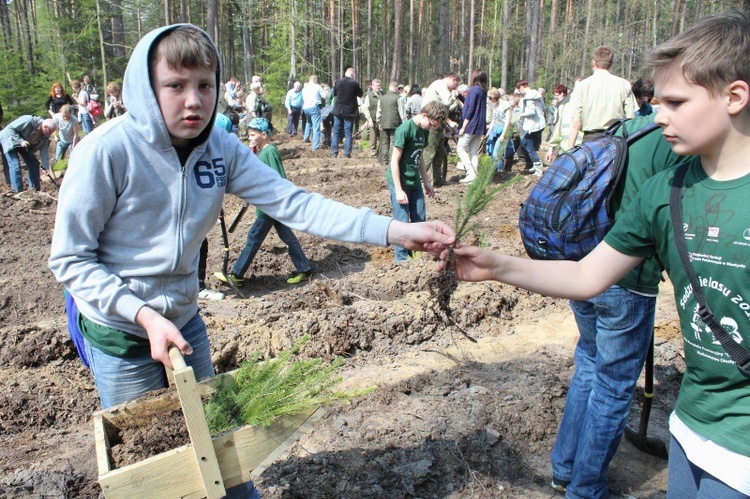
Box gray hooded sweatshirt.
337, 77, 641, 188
49, 24, 391, 338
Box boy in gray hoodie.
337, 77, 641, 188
48, 24, 454, 410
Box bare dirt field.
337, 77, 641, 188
0, 132, 685, 498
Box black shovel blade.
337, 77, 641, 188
624, 425, 668, 460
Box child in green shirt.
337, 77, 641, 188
216, 117, 313, 286
387, 100, 448, 262
431, 12, 750, 498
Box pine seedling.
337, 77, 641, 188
453, 158, 504, 244
205, 335, 375, 433
428, 158, 508, 321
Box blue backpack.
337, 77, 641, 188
519, 120, 659, 261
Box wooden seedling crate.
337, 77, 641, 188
93, 348, 323, 498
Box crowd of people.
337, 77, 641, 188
0, 72, 129, 193
0, 12, 746, 499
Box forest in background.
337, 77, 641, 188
0, 0, 747, 120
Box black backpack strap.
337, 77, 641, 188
670, 163, 750, 377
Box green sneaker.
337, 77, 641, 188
286, 270, 313, 285
213, 271, 244, 287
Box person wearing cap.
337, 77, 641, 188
215, 117, 314, 287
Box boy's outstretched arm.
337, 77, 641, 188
437, 241, 643, 301
387, 220, 455, 252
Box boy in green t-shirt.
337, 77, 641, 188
216, 117, 313, 286
431, 12, 750, 498
387, 100, 448, 262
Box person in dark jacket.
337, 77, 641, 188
330, 67, 363, 158
456, 69, 488, 184
45, 82, 76, 117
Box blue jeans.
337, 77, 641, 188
667, 436, 749, 499
80, 113, 95, 134
388, 183, 426, 262
6, 148, 41, 191
56, 140, 73, 160
84, 313, 215, 409
551, 286, 655, 499
303, 106, 321, 149
331, 115, 354, 157
232, 213, 311, 278
520, 129, 543, 163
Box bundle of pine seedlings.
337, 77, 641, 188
205, 335, 374, 433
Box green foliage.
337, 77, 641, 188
453, 155, 524, 244
453, 157, 504, 244
52, 157, 69, 172
205, 336, 375, 433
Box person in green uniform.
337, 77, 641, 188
430, 12, 750, 499
387, 100, 448, 262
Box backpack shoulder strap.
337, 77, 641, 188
670, 163, 750, 377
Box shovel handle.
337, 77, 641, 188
638, 333, 656, 434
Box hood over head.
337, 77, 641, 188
122, 24, 221, 149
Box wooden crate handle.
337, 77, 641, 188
168, 345, 188, 370
167, 346, 227, 498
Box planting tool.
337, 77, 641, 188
228, 204, 249, 233
624, 333, 668, 459
44, 169, 60, 190
219, 209, 245, 299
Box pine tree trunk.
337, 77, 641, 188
390, 0, 402, 82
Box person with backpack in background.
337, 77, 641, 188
70, 79, 95, 134
433, 12, 750, 498
515, 79, 547, 177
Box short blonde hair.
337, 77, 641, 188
646, 11, 750, 98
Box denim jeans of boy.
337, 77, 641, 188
6, 148, 41, 191
388, 183, 425, 262
520, 129, 543, 163
232, 214, 311, 278
331, 115, 354, 157
56, 140, 73, 160
303, 106, 321, 149
551, 285, 655, 499
84, 312, 215, 409
667, 436, 749, 499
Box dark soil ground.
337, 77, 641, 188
0, 131, 684, 498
